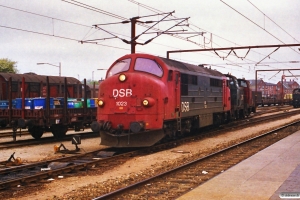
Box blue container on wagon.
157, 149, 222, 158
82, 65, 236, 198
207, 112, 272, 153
32, 97, 54, 109
68, 98, 83, 108
67, 101, 82, 108
11, 99, 17, 108
15, 98, 33, 109
0, 100, 9, 109
67, 101, 74, 108
88, 99, 96, 108
67, 98, 74, 108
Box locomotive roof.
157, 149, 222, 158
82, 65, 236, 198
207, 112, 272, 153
159, 57, 224, 77
0, 73, 80, 84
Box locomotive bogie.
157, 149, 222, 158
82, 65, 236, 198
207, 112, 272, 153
100, 129, 165, 147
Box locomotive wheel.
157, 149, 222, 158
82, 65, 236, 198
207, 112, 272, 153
246, 111, 250, 117
28, 126, 44, 139
51, 124, 68, 139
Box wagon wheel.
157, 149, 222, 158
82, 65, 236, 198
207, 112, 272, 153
234, 110, 239, 120
0, 121, 7, 128
28, 126, 44, 139
51, 124, 68, 139
239, 109, 247, 119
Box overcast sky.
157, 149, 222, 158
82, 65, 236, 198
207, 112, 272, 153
0, 0, 299, 83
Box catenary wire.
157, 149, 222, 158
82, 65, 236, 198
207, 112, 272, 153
126, 0, 291, 74
220, 0, 300, 56
247, 0, 300, 43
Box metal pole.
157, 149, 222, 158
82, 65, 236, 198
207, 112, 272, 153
167, 43, 300, 59
255, 71, 257, 107
37, 62, 61, 76
97, 69, 107, 80
281, 75, 284, 105
59, 62, 61, 77
131, 18, 136, 54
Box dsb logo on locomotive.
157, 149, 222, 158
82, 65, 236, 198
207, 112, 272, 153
181, 102, 190, 112
113, 89, 133, 98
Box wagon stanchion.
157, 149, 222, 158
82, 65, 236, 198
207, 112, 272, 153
63, 77, 68, 125
21, 77, 25, 119
46, 76, 50, 126
83, 79, 87, 128
12, 129, 16, 142
11, 120, 17, 142
8, 77, 12, 130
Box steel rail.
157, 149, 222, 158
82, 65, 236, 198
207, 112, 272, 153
1, 108, 299, 191
92, 120, 300, 199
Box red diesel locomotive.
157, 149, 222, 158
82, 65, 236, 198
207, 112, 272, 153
91, 53, 256, 147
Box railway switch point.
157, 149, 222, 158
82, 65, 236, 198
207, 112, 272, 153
54, 144, 68, 153
1, 152, 22, 166
72, 135, 81, 152
54, 135, 81, 154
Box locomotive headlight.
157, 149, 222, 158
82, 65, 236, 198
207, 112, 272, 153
119, 74, 126, 82
98, 100, 104, 107
142, 97, 155, 107
142, 99, 149, 106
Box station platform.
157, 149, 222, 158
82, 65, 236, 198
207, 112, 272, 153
177, 130, 300, 200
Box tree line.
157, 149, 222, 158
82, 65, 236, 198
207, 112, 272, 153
0, 58, 18, 73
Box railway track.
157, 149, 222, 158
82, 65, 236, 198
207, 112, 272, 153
0, 129, 31, 139
0, 108, 299, 197
92, 121, 300, 199
0, 106, 295, 145
255, 105, 293, 116
0, 105, 291, 142
0, 127, 90, 140
0, 130, 99, 150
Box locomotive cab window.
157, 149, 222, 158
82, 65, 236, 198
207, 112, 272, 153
134, 58, 163, 77
238, 80, 247, 87
227, 77, 238, 88
107, 58, 131, 78
294, 89, 300, 94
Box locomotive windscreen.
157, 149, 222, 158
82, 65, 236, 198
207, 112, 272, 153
293, 88, 300, 94
134, 58, 163, 77
107, 58, 131, 78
